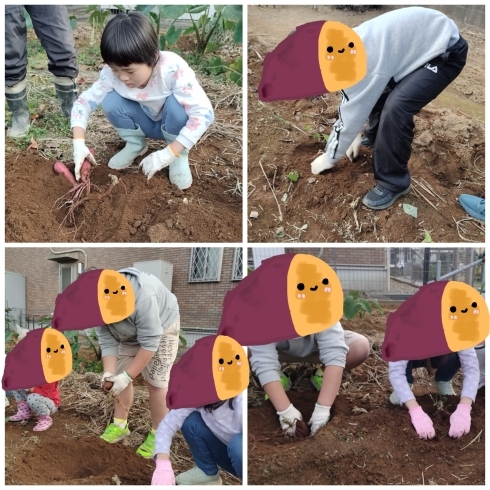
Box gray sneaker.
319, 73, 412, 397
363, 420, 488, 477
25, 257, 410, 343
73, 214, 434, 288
362, 184, 411, 210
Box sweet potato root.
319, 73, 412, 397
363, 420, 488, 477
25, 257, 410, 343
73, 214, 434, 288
80, 148, 95, 183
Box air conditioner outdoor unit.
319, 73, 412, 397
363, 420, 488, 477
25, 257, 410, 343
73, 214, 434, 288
133, 260, 173, 291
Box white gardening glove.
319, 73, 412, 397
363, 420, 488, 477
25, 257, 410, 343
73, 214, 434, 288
107, 371, 133, 396
308, 403, 331, 436
140, 146, 177, 180
73, 138, 97, 181
311, 153, 337, 174
346, 132, 362, 162
277, 403, 303, 437
101, 371, 115, 390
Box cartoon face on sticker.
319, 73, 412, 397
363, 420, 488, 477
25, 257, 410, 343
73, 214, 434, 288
97, 270, 135, 324
318, 21, 367, 92
212, 336, 249, 400
41, 329, 72, 382
441, 282, 488, 352
287, 254, 343, 336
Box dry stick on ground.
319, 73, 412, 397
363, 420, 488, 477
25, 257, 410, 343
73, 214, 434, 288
452, 215, 481, 242
411, 185, 439, 210
258, 156, 283, 221
460, 429, 483, 451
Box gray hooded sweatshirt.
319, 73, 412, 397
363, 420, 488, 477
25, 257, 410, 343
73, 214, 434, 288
96, 267, 179, 357
324, 7, 460, 166
249, 321, 348, 387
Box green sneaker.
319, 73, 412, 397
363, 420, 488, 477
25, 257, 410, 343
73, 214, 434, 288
100, 423, 130, 443
310, 367, 324, 392
265, 373, 292, 400
136, 431, 155, 458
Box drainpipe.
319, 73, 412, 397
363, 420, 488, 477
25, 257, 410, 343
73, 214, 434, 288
49, 247, 88, 273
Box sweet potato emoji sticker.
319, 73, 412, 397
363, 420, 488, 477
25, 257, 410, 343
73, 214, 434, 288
259, 21, 366, 102
52, 269, 135, 331
166, 335, 249, 409
217, 253, 343, 346
2, 328, 72, 391
382, 281, 488, 362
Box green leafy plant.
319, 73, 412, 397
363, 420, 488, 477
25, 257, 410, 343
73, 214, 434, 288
287, 171, 299, 182
313, 132, 329, 142
5, 307, 18, 346
227, 55, 242, 86
86, 5, 116, 44
179, 333, 187, 348
422, 230, 434, 243
343, 290, 383, 320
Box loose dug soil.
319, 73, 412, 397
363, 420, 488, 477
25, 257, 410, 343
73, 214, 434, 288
248, 310, 485, 485
6, 140, 241, 243
5, 376, 240, 485
247, 6, 485, 243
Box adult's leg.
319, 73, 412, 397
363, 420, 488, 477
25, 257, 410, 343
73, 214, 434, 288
25, 5, 78, 79
5, 5, 28, 86
372, 38, 468, 192
363, 79, 396, 143
181, 412, 236, 476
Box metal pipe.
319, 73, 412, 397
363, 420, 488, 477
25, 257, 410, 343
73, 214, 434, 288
49, 247, 87, 271
435, 258, 484, 281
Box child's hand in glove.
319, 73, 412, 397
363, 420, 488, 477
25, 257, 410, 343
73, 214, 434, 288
107, 371, 132, 396
101, 371, 115, 392
409, 406, 435, 439
449, 404, 472, 438
346, 133, 362, 162
277, 404, 303, 437
308, 403, 331, 436
152, 459, 175, 485
73, 139, 97, 181
140, 147, 177, 180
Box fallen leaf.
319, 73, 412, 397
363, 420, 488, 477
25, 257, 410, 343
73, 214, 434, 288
38, 103, 45, 112
250, 211, 259, 219
27, 137, 38, 150
402, 203, 418, 218
352, 406, 368, 414
300, 224, 308, 230
281, 193, 288, 202
307, 177, 316, 184
30, 114, 39, 120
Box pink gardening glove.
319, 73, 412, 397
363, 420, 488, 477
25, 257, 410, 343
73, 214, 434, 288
151, 459, 175, 486
409, 406, 435, 439
449, 404, 472, 438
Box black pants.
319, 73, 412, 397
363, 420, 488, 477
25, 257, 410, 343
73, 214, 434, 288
5, 5, 78, 86
364, 36, 468, 192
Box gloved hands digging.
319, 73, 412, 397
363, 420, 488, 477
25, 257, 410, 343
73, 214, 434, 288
107, 371, 133, 396
409, 405, 435, 439
152, 459, 175, 485
308, 403, 331, 436
140, 146, 177, 180
73, 138, 97, 181
277, 404, 303, 437
449, 404, 472, 438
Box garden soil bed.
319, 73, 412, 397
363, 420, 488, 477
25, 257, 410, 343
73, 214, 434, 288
6, 136, 241, 243
248, 310, 485, 485
247, 6, 485, 243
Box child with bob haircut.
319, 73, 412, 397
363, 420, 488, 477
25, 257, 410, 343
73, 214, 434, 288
71, 11, 214, 190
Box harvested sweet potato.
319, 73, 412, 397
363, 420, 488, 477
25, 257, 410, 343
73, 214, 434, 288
53, 161, 77, 187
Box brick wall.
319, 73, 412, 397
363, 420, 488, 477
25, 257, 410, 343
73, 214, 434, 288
5, 247, 241, 330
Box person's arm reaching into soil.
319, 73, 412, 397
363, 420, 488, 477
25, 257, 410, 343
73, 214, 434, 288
249, 343, 304, 437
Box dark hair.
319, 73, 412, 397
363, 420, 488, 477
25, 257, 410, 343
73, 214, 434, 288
100, 11, 159, 67
201, 398, 235, 413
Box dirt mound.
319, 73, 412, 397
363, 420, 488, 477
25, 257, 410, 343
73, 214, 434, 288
247, 8, 485, 243
249, 383, 485, 485
6, 135, 241, 243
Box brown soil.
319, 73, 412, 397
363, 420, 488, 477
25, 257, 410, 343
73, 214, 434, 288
5, 386, 240, 485
6, 140, 241, 243
247, 6, 485, 243
248, 310, 485, 485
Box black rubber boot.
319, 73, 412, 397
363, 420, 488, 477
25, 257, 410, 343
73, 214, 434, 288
54, 77, 78, 117
5, 85, 30, 138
